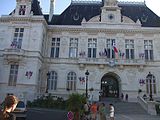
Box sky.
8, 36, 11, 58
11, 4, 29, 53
0, 0, 160, 17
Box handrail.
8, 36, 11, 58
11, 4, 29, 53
137, 96, 148, 111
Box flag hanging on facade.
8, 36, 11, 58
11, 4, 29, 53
113, 43, 118, 53
104, 48, 107, 56
113, 43, 118, 59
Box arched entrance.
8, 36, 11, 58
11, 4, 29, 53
101, 73, 119, 98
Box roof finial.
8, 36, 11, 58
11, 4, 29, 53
49, 0, 55, 22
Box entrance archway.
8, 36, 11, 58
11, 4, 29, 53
101, 73, 119, 98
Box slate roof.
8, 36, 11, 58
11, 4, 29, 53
31, 0, 43, 15
44, 1, 160, 27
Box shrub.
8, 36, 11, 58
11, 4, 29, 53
66, 93, 86, 112
27, 94, 66, 110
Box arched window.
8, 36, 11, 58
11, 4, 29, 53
146, 72, 156, 94
67, 72, 77, 91
48, 71, 57, 90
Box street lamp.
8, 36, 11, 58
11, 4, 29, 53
147, 72, 153, 101
46, 72, 50, 93
85, 70, 89, 98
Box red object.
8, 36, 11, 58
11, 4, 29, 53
113, 43, 118, 53
67, 111, 74, 120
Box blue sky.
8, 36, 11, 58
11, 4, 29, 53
0, 0, 160, 16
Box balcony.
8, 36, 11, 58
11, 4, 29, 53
3, 48, 25, 62
78, 58, 145, 66
48, 57, 145, 66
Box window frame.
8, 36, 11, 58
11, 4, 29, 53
19, 5, 26, 15
106, 39, 116, 59
69, 38, 78, 58
8, 64, 19, 86
12, 28, 24, 49
88, 38, 97, 58
48, 71, 58, 90
67, 72, 77, 91
125, 39, 134, 59
144, 40, 154, 61
50, 38, 60, 58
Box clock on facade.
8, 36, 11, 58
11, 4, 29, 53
108, 14, 114, 20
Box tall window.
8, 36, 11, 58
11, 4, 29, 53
146, 72, 156, 94
144, 40, 153, 60
48, 71, 57, 90
12, 28, 24, 49
106, 39, 116, 58
125, 39, 134, 59
88, 38, 97, 58
67, 72, 77, 91
69, 38, 78, 58
8, 65, 19, 86
50, 38, 60, 58
19, 5, 26, 15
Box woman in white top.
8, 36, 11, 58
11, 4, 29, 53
109, 104, 114, 120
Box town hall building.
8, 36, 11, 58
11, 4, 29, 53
0, 0, 160, 102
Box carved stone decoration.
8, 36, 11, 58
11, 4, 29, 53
79, 64, 85, 69
105, 0, 117, 6
122, 16, 135, 23
138, 65, 144, 72
99, 64, 104, 69
73, 12, 79, 21
126, 69, 136, 82
118, 65, 124, 70
141, 14, 148, 23
88, 15, 100, 22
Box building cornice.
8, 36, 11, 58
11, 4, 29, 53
1, 48, 44, 63
0, 15, 48, 26
47, 25, 160, 34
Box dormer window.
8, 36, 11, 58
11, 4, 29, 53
19, 5, 26, 15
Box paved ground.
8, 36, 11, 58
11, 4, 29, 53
108, 114, 160, 120
25, 98, 160, 120
98, 98, 160, 120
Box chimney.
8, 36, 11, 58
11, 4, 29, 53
49, 0, 54, 22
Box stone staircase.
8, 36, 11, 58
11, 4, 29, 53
100, 98, 147, 115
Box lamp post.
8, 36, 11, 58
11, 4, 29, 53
147, 72, 153, 101
46, 72, 50, 93
85, 70, 89, 98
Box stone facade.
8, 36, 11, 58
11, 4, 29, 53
0, 0, 160, 102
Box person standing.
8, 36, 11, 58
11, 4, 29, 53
83, 102, 90, 119
109, 104, 114, 120
121, 93, 124, 101
125, 94, 128, 101
0, 95, 19, 120
90, 102, 98, 120
99, 103, 107, 120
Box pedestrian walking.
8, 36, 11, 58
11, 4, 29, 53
99, 103, 107, 120
83, 101, 90, 119
90, 102, 98, 120
125, 94, 128, 101
0, 95, 19, 120
109, 104, 114, 120
121, 93, 124, 101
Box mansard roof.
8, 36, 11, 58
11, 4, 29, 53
31, 0, 43, 15
45, 1, 160, 27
